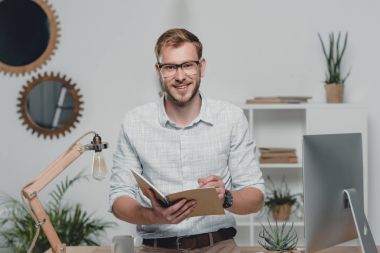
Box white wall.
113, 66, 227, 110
1, 0, 380, 244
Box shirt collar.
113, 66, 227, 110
157, 92, 214, 128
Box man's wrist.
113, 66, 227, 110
223, 190, 233, 208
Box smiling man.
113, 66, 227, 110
110, 28, 264, 253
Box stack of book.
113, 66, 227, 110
259, 147, 298, 164
246, 96, 312, 104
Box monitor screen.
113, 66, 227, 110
303, 133, 369, 253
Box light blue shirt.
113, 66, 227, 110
109, 94, 264, 239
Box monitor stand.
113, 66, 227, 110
344, 188, 378, 253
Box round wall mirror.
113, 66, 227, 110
0, 0, 59, 75
17, 72, 83, 139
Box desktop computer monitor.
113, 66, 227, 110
303, 133, 377, 253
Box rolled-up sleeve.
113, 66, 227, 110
108, 122, 142, 212
228, 110, 265, 195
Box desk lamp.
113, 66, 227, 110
21, 131, 111, 253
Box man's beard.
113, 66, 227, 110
164, 79, 201, 107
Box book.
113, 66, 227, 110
246, 96, 312, 104
259, 147, 296, 153
130, 168, 225, 218
260, 156, 298, 164
246, 97, 283, 104
260, 152, 297, 158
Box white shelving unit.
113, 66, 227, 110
234, 103, 368, 247
260, 163, 302, 169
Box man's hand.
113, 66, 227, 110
145, 189, 196, 224
198, 175, 225, 202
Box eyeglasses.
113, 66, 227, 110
158, 60, 200, 78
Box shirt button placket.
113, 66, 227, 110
179, 131, 193, 190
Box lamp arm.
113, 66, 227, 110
22, 143, 85, 253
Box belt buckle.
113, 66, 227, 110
176, 236, 185, 251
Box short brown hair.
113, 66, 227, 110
154, 28, 203, 61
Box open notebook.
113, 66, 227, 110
131, 168, 225, 218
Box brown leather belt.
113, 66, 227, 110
142, 227, 236, 250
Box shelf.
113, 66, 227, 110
260, 163, 302, 169
241, 104, 308, 110
236, 221, 253, 226
253, 221, 304, 226
236, 102, 367, 246
237, 219, 304, 227
235, 212, 304, 227
240, 103, 366, 110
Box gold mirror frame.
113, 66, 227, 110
17, 72, 83, 139
0, 0, 60, 76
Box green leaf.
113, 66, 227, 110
0, 170, 116, 252
318, 31, 349, 84
258, 220, 298, 251
264, 175, 302, 208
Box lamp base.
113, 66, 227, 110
44, 246, 111, 253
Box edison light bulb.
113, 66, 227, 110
92, 151, 107, 180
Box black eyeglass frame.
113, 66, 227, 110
157, 60, 200, 73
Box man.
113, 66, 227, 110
110, 28, 264, 253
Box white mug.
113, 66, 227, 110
112, 235, 134, 253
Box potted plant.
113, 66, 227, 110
258, 220, 298, 252
318, 31, 350, 103
265, 176, 301, 221
0, 172, 115, 253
